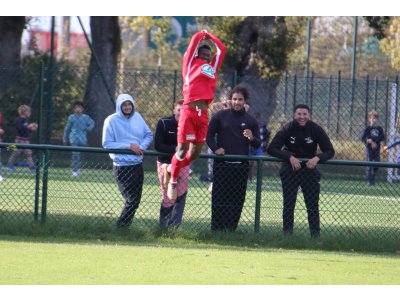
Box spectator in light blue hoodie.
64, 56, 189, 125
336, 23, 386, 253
63, 101, 95, 177
102, 93, 153, 228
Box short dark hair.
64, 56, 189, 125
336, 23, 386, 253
197, 44, 212, 52
229, 85, 249, 102
293, 104, 310, 113
73, 101, 84, 109
174, 99, 184, 107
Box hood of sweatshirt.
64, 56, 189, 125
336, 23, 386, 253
116, 94, 136, 118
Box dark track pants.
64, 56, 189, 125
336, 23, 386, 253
114, 164, 144, 228
279, 164, 321, 237
211, 161, 249, 232
159, 191, 187, 228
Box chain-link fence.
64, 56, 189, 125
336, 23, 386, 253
1, 66, 399, 161
0, 66, 399, 246
0, 143, 399, 243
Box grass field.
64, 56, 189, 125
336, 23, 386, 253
0, 235, 399, 284
0, 164, 399, 286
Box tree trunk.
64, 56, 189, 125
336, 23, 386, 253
84, 16, 121, 147
0, 17, 25, 66
232, 17, 285, 126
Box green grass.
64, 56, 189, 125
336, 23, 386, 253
0, 166, 399, 254
0, 235, 398, 284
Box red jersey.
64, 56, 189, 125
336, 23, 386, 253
182, 31, 226, 106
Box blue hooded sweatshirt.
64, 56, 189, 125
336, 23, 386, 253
102, 94, 153, 166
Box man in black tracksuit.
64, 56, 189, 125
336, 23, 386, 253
267, 104, 334, 237
206, 85, 261, 231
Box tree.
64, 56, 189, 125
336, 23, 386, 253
197, 16, 305, 123
0, 17, 26, 66
118, 17, 183, 70
84, 16, 121, 147
380, 17, 400, 71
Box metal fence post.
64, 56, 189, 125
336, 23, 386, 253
173, 69, 177, 109
284, 72, 288, 116
310, 70, 314, 111
41, 148, 49, 223
293, 74, 297, 107
254, 158, 263, 233
336, 70, 341, 135
327, 75, 332, 128
232, 70, 238, 87
365, 75, 370, 126
374, 76, 378, 111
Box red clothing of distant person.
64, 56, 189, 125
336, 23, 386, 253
182, 31, 226, 106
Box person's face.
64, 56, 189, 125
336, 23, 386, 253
74, 105, 84, 115
293, 108, 310, 127
121, 101, 133, 116
231, 92, 246, 111
198, 48, 212, 63
369, 116, 378, 126
173, 104, 182, 121
22, 109, 31, 118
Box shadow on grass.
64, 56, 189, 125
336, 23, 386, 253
0, 211, 399, 256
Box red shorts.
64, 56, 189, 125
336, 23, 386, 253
177, 105, 209, 144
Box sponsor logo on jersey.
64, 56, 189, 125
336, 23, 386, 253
305, 137, 314, 144
186, 134, 196, 141
290, 136, 296, 144
201, 64, 215, 78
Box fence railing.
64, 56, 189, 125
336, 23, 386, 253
0, 143, 399, 243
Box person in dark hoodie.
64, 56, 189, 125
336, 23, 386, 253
102, 94, 153, 228
267, 104, 335, 238
206, 85, 260, 232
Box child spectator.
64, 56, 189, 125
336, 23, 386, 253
0, 112, 4, 180
361, 111, 386, 186
63, 101, 95, 177
7, 105, 38, 173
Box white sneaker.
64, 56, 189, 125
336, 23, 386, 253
167, 181, 177, 201
208, 182, 213, 193
72, 171, 80, 177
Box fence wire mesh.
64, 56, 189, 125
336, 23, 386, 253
0, 145, 399, 242
0, 66, 399, 245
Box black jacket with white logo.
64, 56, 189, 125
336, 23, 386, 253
154, 115, 178, 164
267, 120, 335, 163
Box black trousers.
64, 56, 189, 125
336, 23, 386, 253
159, 191, 187, 228
114, 164, 144, 227
366, 150, 380, 185
211, 160, 249, 232
279, 164, 321, 237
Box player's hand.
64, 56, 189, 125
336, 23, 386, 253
289, 155, 301, 171
382, 145, 389, 154
130, 144, 143, 155
0, 128, 4, 135
28, 123, 38, 131
306, 156, 320, 169
243, 129, 253, 141
215, 148, 225, 155
371, 141, 377, 149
